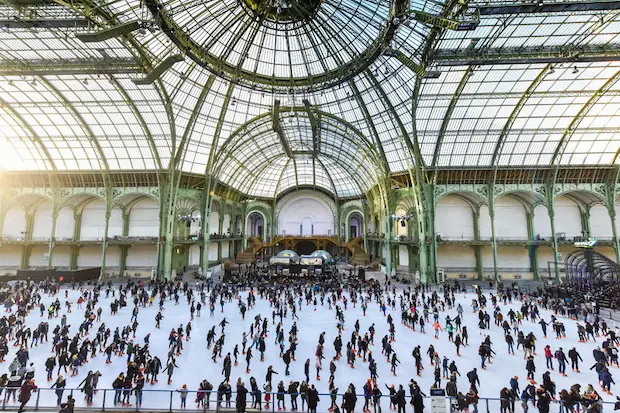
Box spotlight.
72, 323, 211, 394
549, 66, 555, 74
573, 66, 579, 74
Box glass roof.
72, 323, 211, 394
1, 0, 620, 197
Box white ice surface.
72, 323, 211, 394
6, 286, 618, 411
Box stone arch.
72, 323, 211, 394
59, 193, 105, 212
495, 190, 543, 213
554, 189, 606, 210
8, 193, 50, 214
113, 193, 159, 211
436, 190, 487, 209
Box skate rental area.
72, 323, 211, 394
3, 0, 620, 411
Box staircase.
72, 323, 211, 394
348, 237, 370, 265
235, 237, 261, 263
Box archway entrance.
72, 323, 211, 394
296, 240, 316, 255
347, 212, 363, 240
247, 212, 265, 239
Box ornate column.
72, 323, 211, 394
548, 201, 561, 283
489, 202, 499, 283
609, 208, 620, 263
99, 206, 111, 280
46, 208, 58, 269
21, 212, 35, 269
526, 209, 540, 280
581, 207, 591, 239
69, 211, 82, 271
384, 214, 393, 278
472, 207, 483, 280
118, 245, 130, 277
217, 210, 224, 262
200, 192, 213, 277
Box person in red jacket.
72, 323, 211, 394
544, 345, 554, 370
18, 379, 37, 413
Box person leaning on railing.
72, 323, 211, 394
305, 384, 319, 413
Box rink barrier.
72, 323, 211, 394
1, 388, 617, 413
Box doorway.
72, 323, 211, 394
301, 218, 313, 236
296, 240, 317, 255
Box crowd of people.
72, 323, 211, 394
0, 271, 616, 413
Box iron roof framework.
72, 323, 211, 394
0, 0, 620, 198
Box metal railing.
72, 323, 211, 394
4, 388, 617, 413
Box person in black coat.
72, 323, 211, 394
395, 385, 406, 413
412, 392, 424, 413
306, 384, 319, 413
342, 385, 357, 413
236, 380, 248, 413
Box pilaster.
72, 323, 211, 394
525, 210, 539, 280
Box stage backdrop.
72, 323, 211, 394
276, 191, 335, 236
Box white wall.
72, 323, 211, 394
398, 245, 409, 267
55, 208, 74, 239
589, 204, 612, 238
128, 198, 159, 237
554, 196, 583, 238
0, 245, 21, 267
208, 243, 218, 261
189, 245, 200, 266
437, 244, 475, 269
77, 246, 101, 267
435, 195, 474, 239
497, 246, 530, 269
106, 246, 120, 268
479, 205, 492, 239
223, 214, 231, 234
108, 208, 123, 237
537, 246, 555, 274
126, 245, 157, 267
277, 193, 334, 236
3, 208, 26, 238
481, 246, 494, 270
29, 246, 48, 267
209, 211, 220, 234
494, 196, 528, 239
533, 204, 552, 239
81, 200, 106, 240
190, 211, 201, 237
52, 246, 71, 268
32, 201, 53, 239
222, 241, 230, 259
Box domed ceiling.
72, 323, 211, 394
1, 0, 620, 198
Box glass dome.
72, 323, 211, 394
276, 250, 299, 258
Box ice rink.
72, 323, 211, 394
6, 283, 618, 411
